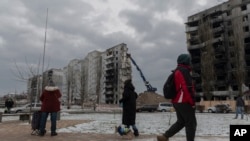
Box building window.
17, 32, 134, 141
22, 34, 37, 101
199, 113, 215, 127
228, 30, 233, 36
107, 51, 113, 56
245, 37, 250, 43
241, 5, 247, 11
231, 63, 235, 68
244, 26, 249, 32
243, 15, 248, 21
230, 51, 235, 57
229, 41, 235, 46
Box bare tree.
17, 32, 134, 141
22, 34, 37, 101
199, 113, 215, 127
11, 8, 50, 104
11, 56, 41, 103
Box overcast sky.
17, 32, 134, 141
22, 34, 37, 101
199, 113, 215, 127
0, 0, 227, 96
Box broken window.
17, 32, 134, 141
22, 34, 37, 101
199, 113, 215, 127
230, 51, 235, 57
241, 5, 247, 11
107, 51, 113, 56
228, 30, 233, 36
231, 63, 236, 68
229, 41, 235, 47
226, 11, 231, 16
243, 15, 248, 21
244, 26, 249, 32
245, 37, 250, 43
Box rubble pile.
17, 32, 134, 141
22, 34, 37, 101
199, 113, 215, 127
136, 91, 169, 106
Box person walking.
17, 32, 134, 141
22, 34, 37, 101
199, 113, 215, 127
119, 79, 139, 137
157, 54, 197, 141
234, 95, 245, 119
39, 80, 62, 136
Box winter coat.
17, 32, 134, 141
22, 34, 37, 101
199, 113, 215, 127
171, 64, 196, 106
236, 96, 245, 107
5, 98, 14, 108
120, 81, 138, 125
40, 86, 62, 112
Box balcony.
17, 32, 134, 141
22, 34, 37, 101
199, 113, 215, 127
213, 26, 224, 34
104, 79, 114, 83
106, 65, 114, 70
105, 91, 114, 95
105, 69, 114, 74
188, 43, 205, 50
212, 37, 224, 45
105, 59, 114, 64
210, 15, 223, 24
186, 26, 198, 32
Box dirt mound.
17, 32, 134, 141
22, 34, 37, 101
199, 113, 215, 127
136, 91, 169, 106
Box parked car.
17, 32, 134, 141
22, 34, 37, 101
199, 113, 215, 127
136, 104, 158, 112
157, 102, 173, 112
207, 104, 232, 113
5, 103, 41, 113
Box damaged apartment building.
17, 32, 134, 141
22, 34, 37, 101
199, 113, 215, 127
186, 0, 250, 100
28, 43, 131, 105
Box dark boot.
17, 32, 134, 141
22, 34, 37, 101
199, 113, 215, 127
51, 132, 58, 136
157, 135, 169, 141
134, 129, 139, 137
38, 132, 45, 136
38, 130, 46, 136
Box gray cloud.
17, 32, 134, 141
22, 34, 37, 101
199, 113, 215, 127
0, 0, 222, 95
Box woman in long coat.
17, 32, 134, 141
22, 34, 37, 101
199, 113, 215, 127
119, 79, 139, 136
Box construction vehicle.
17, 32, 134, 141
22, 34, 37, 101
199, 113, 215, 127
127, 54, 157, 92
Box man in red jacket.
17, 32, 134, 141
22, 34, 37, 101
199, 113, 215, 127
39, 80, 62, 136
157, 54, 197, 141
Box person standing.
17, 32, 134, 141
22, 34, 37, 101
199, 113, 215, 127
234, 95, 245, 119
39, 80, 62, 136
119, 79, 139, 137
157, 54, 197, 141
5, 97, 14, 113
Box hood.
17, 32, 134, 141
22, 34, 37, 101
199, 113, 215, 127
177, 54, 191, 65
124, 79, 135, 91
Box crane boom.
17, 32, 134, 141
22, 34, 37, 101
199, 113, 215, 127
127, 54, 157, 92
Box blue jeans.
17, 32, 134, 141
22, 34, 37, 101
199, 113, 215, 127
39, 112, 57, 133
235, 106, 244, 119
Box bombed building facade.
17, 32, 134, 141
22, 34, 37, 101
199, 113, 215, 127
28, 43, 131, 105
186, 0, 250, 100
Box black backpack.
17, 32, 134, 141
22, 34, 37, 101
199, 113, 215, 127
163, 69, 177, 99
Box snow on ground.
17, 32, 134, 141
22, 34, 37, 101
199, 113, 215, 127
1, 107, 250, 141
2, 108, 249, 136
58, 112, 250, 136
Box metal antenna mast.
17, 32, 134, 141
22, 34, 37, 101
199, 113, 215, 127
41, 8, 48, 92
